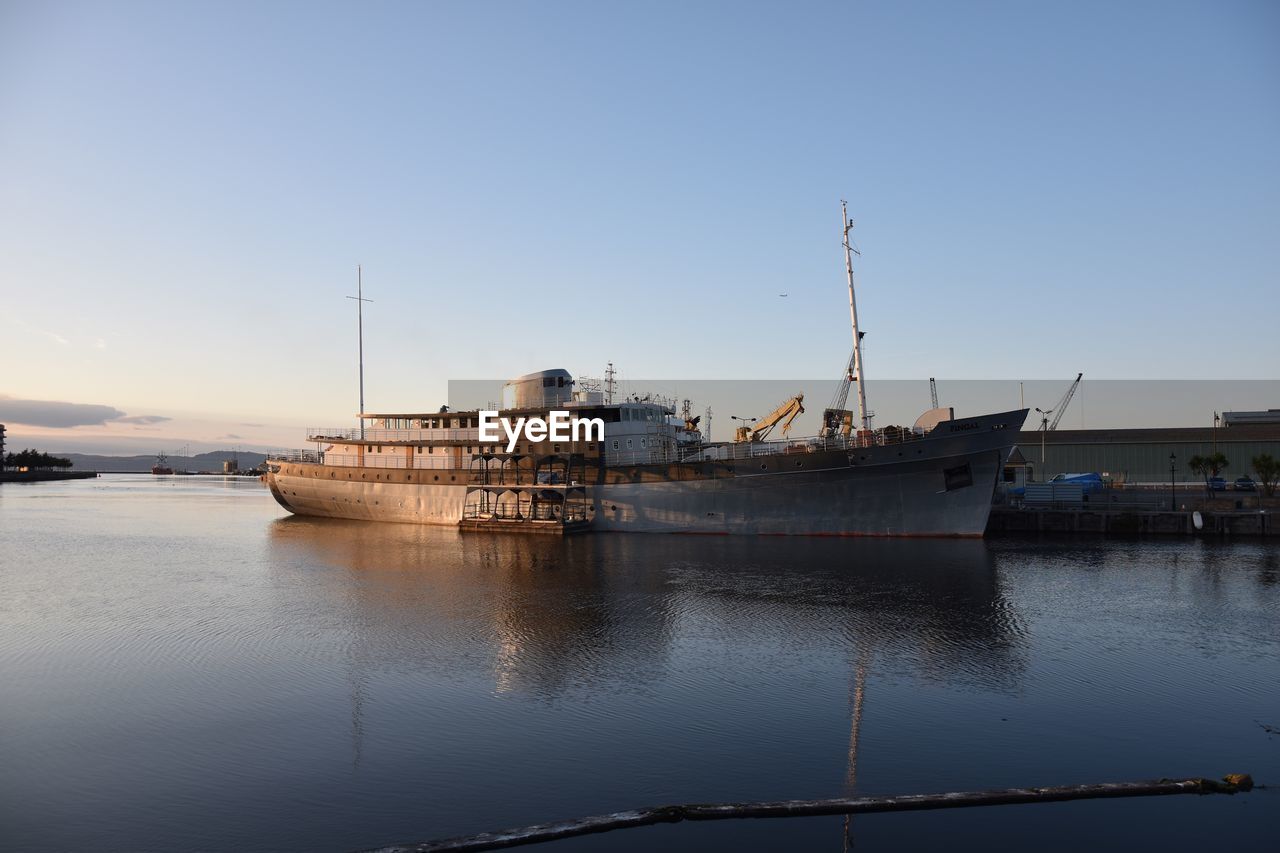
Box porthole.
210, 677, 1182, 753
795, 461, 803, 468
433, 475, 439, 481
760, 463, 767, 470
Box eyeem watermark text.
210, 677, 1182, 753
478, 411, 605, 452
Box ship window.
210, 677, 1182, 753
612, 440, 619, 450
640, 438, 646, 447
366, 445, 372, 452
553, 444, 560, 452
627, 439, 633, 448
557, 376, 565, 387
944, 463, 973, 491
544, 377, 555, 388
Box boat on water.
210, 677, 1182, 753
265, 206, 1027, 536
151, 452, 174, 476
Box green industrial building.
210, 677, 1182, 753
1014, 423, 1280, 484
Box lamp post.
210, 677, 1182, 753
730, 416, 757, 441
1169, 453, 1176, 512
1035, 407, 1053, 468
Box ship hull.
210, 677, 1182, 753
265, 410, 1025, 537
590, 445, 1005, 536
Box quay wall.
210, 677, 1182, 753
988, 507, 1274, 536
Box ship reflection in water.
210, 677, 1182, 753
265, 517, 1028, 703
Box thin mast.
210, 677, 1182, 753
346, 265, 373, 440
842, 201, 869, 431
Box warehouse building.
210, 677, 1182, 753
1013, 423, 1280, 484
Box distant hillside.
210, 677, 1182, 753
64, 451, 268, 473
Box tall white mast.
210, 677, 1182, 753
842, 200, 869, 431
346, 265, 373, 440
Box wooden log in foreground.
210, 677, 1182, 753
366, 774, 1255, 853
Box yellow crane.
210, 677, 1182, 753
735, 394, 805, 442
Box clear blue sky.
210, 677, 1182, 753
2, 0, 1277, 452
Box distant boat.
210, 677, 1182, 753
151, 452, 174, 475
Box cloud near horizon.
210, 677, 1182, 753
0, 395, 127, 428
114, 415, 172, 425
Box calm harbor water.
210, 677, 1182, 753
1, 475, 1277, 851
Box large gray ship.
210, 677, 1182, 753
265, 204, 1027, 536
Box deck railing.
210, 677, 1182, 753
267, 450, 323, 463
308, 427, 481, 443
274, 425, 929, 469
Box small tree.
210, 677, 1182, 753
1254, 453, 1279, 497
1188, 452, 1228, 495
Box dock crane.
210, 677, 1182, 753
735, 394, 805, 442
820, 346, 875, 438
929, 378, 938, 409
1035, 373, 1083, 431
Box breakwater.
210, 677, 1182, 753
0, 470, 97, 484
